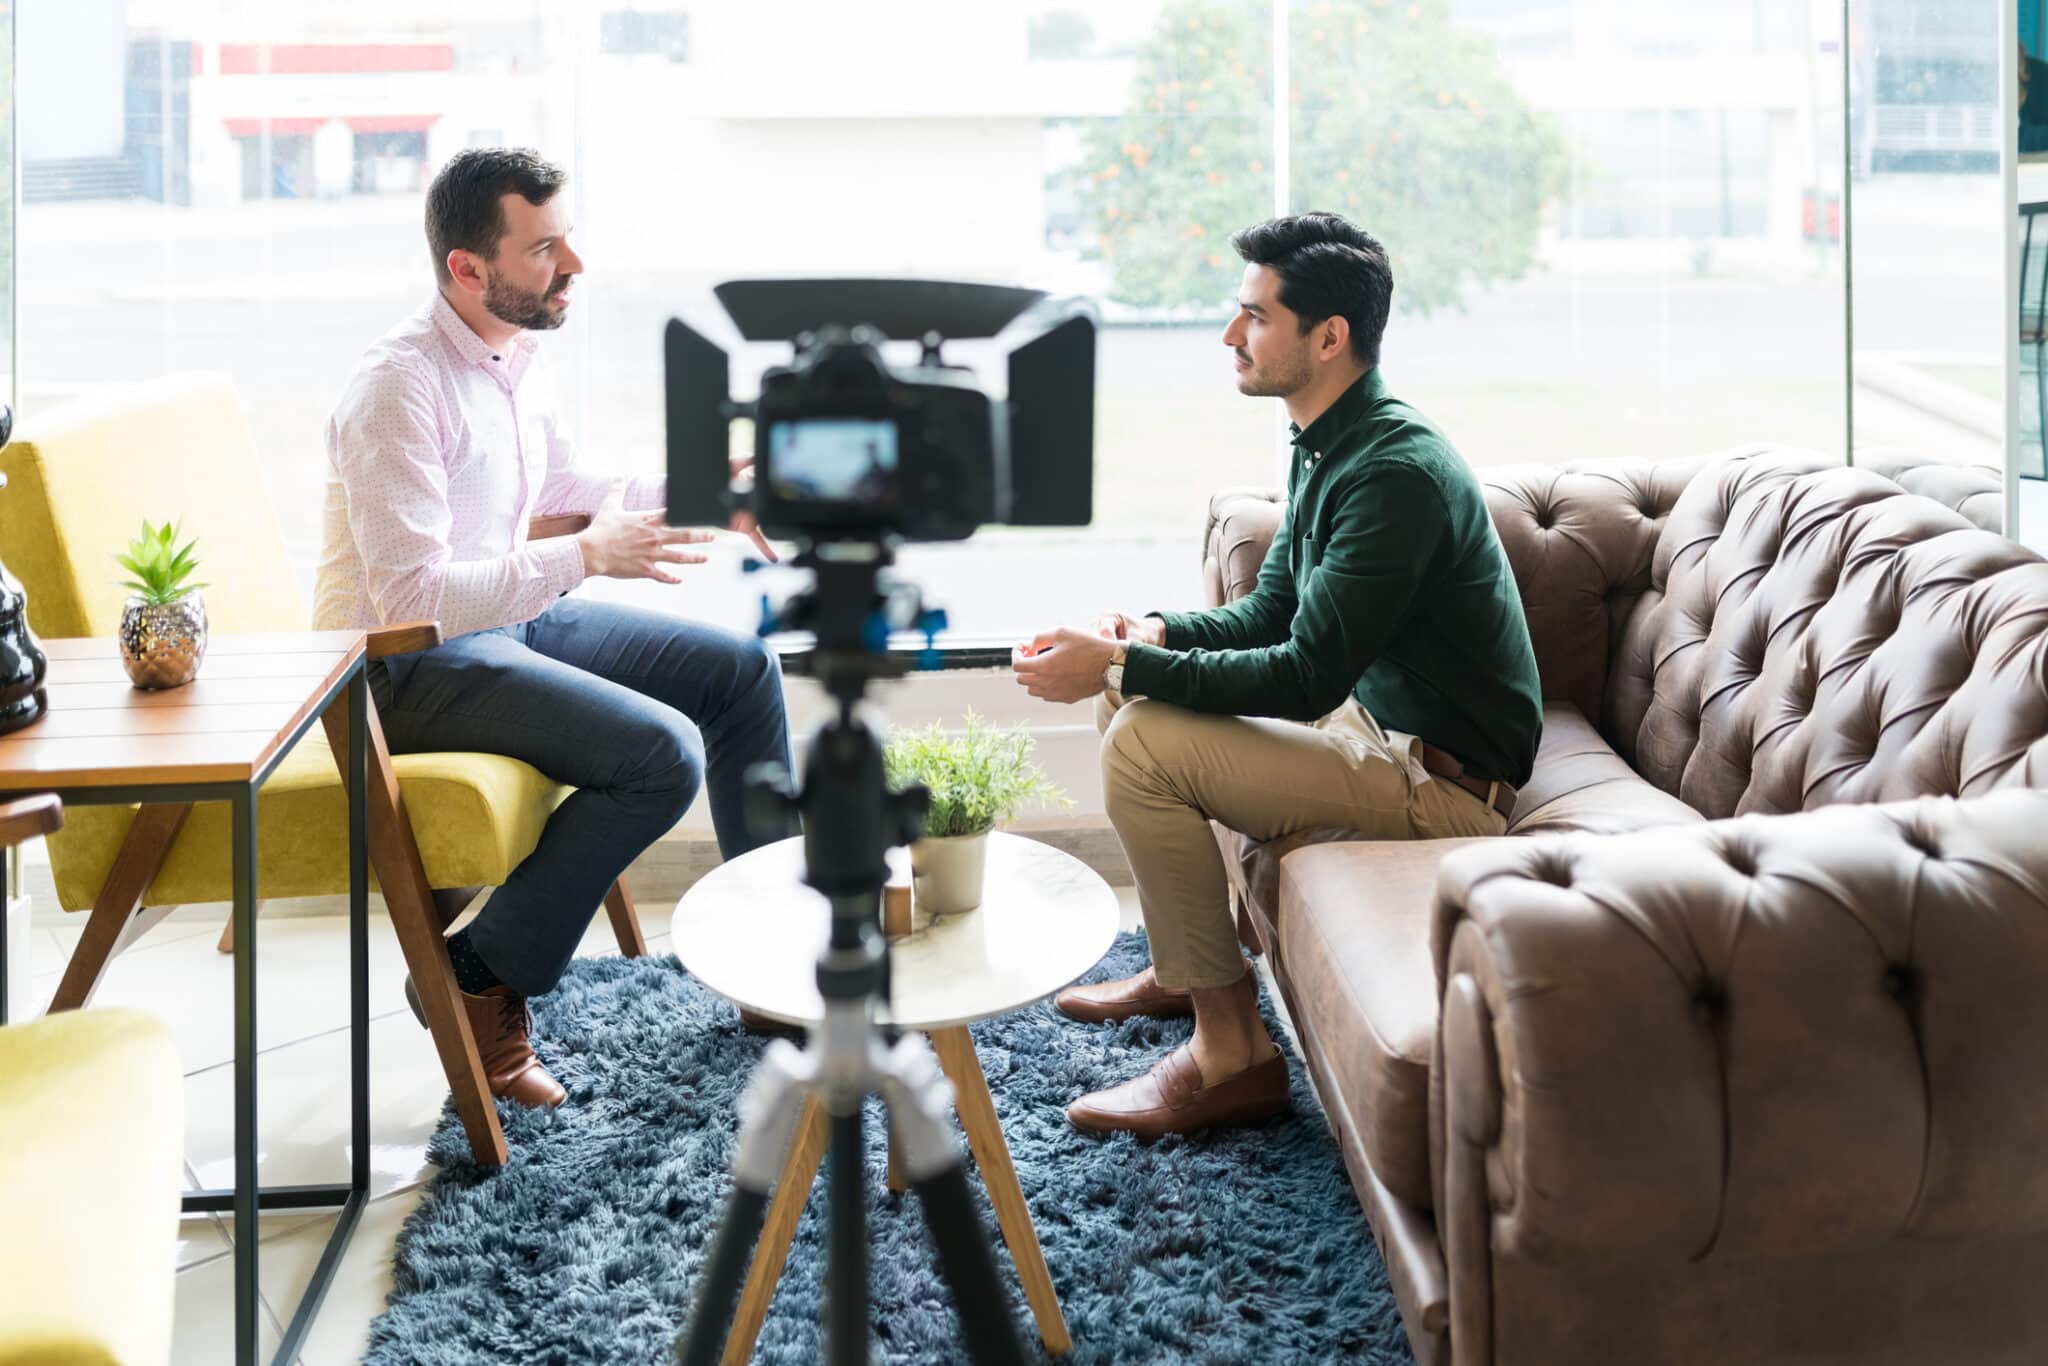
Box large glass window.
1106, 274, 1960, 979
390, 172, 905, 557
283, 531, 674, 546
1849, 0, 2005, 487
1283, 0, 1847, 477
17, 1, 1848, 642
0, 0, 13, 399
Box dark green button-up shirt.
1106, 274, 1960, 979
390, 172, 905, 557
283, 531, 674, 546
1121, 369, 1543, 787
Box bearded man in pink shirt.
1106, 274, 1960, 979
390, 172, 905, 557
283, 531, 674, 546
316, 149, 792, 1108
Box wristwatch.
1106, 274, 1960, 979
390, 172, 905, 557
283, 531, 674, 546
1104, 645, 1128, 695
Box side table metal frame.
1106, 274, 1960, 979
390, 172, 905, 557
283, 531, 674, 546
0, 661, 370, 1366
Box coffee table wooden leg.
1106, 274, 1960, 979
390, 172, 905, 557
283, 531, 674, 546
929, 1025, 1071, 1355
887, 1118, 907, 1194
724, 1094, 830, 1366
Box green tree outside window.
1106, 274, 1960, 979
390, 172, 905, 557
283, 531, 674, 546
1071, 0, 1565, 316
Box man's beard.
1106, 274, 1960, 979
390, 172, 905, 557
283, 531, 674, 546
483, 271, 571, 331
1235, 346, 1312, 398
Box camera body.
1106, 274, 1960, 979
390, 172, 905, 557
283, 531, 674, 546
667, 278, 1094, 545
752, 326, 1000, 542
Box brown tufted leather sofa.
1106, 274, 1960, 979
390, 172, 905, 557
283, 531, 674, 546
1199, 445, 2048, 1365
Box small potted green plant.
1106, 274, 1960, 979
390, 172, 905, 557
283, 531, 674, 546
885, 711, 1070, 916
115, 520, 208, 690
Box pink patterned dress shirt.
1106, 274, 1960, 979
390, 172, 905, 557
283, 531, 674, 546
315, 291, 664, 639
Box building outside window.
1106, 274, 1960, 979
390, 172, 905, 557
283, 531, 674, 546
14, 0, 1851, 639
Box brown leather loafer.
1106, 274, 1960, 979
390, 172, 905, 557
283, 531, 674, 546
1055, 967, 1195, 1024
1066, 1045, 1290, 1139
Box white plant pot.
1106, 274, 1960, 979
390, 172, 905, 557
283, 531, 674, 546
910, 832, 989, 916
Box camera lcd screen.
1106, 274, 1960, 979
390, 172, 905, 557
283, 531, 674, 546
767, 418, 899, 505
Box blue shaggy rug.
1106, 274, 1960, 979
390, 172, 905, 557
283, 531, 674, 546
364, 933, 1412, 1365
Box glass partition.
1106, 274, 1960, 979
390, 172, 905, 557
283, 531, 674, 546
1, 0, 12, 403
1296, 0, 1849, 473
13, 2, 1865, 637
2018, 0, 2048, 547
1848, 0, 2007, 527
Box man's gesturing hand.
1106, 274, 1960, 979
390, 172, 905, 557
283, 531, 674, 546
1012, 627, 1119, 704
1089, 612, 1166, 647
576, 483, 718, 583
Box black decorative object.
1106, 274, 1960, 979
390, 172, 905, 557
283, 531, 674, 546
0, 404, 49, 735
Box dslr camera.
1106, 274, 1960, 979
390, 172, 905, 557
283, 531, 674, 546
666, 278, 1095, 543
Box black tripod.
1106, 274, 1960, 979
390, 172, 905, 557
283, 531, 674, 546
675, 544, 1027, 1366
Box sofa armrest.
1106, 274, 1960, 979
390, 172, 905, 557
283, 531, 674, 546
1430, 790, 2048, 1281
1202, 487, 1283, 608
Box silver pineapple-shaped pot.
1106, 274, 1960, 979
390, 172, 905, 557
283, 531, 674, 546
119, 592, 208, 690
115, 518, 209, 690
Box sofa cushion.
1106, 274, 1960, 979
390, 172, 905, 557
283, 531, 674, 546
1276, 837, 1490, 1209
1225, 701, 1698, 938
1506, 703, 1702, 838
51, 736, 569, 910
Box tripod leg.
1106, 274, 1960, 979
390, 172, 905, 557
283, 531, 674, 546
721, 1094, 830, 1366
828, 1111, 868, 1366
915, 1160, 1032, 1366
884, 1033, 1029, 1366
930, 1026, 1072, 1355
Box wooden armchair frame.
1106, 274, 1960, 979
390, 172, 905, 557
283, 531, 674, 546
45, 514, 633, 1167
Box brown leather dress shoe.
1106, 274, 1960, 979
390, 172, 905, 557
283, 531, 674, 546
1055, 967, 1196, 1024
462, 986, 567, 1108
1066, 1045, 1290, 1139
402, 974, 565, 1107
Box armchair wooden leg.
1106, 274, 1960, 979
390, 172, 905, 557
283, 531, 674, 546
603, 879, 648, 958
49, 803, 190, 1013
322, 687, 509, 1167
214, 905, 273, 957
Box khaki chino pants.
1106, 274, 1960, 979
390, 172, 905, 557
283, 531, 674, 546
1097, 690, 1507, 990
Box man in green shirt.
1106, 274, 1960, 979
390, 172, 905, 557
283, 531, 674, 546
1014, 211, 1542, 1139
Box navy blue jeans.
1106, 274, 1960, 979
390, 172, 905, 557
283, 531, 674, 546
370, 596, 793, 996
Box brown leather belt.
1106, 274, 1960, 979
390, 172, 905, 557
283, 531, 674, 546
1418, 741, 1518, 822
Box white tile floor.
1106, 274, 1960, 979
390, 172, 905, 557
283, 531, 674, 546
28, 886, 1150, 1365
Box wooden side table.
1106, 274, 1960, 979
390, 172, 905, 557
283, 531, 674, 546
672, 831, 1122, 1362
0, 632, 370, 1366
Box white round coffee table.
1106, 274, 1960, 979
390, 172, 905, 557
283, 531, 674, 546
671, 830, 1120, 1360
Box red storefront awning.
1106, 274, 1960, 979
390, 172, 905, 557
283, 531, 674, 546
217, 44, 454, 76
223, 117, 325, 137
223, 115, 439, 138
345, 114, 440, 135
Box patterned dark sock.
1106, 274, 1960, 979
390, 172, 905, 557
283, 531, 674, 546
444, 928, 504, 995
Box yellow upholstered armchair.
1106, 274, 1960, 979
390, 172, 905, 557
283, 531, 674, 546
0, 373, 648, 1165
0, 795, 184, 1366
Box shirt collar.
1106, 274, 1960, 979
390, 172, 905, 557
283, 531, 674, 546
429, 290, 535, 371
1288, 368, 1388, 456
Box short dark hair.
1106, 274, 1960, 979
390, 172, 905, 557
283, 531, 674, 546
425, 148, 567, 286
1229, 212, 1393, 369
